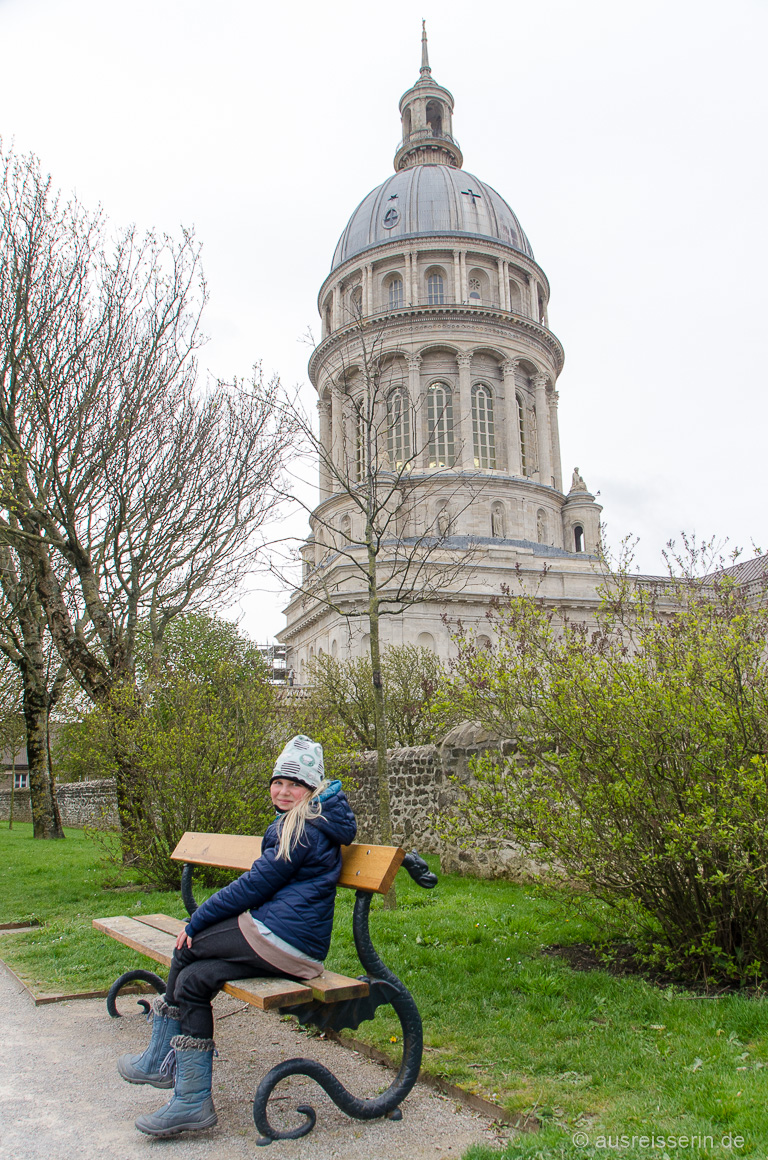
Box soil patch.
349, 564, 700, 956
543, 941, 764, 997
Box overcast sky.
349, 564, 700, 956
2, 0, 766, 641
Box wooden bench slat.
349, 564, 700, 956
171, 833, 262, 871
170, 832, 405, 895
94, 914, 369, 1010
137, 914, 186, 936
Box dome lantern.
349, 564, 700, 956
394, 22, 463, 172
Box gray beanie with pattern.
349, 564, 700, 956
271, 735, 325, 790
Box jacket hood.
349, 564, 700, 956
310, 781, 357, 846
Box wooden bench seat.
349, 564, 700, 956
92, 913, 369, 1009
95, 829, 437, 1145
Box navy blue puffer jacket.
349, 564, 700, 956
184, 781, 357, 961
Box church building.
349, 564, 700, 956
280, 29, 605, 675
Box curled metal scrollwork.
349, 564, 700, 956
180, 862, 199, 916
106, 969, 166, 1018
252, 852, 437, 1145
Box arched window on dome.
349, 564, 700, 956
508, 280, 523, 313
427, 271, 445, 306
425, 101, 443, 137
387, 386, 411, 468
472, 383, 496, 469
516, 393, 528, 476
427, 382, 455, 467
467, 268, 490, 305
388, 277, 404, 310
349, 286, 362, 319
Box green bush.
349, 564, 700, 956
55, 614, 277, 887
445, 548, 768, 984
308, 644, 457, 749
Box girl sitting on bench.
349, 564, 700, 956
116, 734, 357, 1138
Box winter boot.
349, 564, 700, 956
117, 995, 181, 1088
134, 1035, 218, 1137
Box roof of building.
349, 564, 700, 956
331, 164, 534, 271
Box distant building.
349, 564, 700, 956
279, 29, 758, 677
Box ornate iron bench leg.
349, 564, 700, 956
253, 853, 436, 1145
106, 969, 167, 1017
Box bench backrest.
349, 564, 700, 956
170, 832, 404, 895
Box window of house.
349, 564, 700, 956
388, 277, 404, 309
574, 524, 585, 553
387, 386, 411, 468
427, 272, 444, 305
472, 384, 496, 469
516, 394, 528, 475
427, 382, 455, 467
13, 771, 29, 790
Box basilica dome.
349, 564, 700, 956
331, 164, 534, 271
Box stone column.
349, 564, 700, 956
333, 283, 343, 330
456, 352, 474, 469
496, 258, 508, 310
318, 397, 332, 498
533, 372, 553, 487
407, 251, 416, 305
365, 264, 374, 316
501, 360, 521, 475
330, 383, 344, 479
549, 389, 563, 493
460, 250, 469, 304
528, 274, 539, 321
452, 250, 461, 303
407, 354, 422, 464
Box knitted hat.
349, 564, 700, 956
271, 735, 325, 791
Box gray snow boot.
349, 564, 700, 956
117, 995, 181, 1088
134, 1035, 218, 1137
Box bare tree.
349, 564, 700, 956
277, 310, 480, 855
0, 145, 295, 852
0, 546, 68, 837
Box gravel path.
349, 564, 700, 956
0, 966, 502, 1160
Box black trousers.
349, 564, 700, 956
165, 916, 278, 1039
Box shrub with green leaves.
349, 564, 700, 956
445, 549, 768, 983
54, 614, 277, 887
308, 644, 457, 749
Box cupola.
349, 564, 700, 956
393, 22, 463, 172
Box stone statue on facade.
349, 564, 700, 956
570, 466, 588, 493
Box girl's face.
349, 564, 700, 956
270, 778, 312, 813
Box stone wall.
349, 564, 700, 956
347, 722, 539, 880
0, 779, 118, 830
0, 731, 535, 879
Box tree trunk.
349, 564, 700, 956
22, 683, 64, 840
104, 682, 150, 866
367, 538, 396, 908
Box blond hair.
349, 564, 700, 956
275, 780, 331, 861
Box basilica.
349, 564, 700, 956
280, 29, 606, 675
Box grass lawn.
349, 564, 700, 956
2, 823, 767, 1159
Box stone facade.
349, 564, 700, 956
280, 31, 604, 672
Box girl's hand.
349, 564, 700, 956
176, 928, 192, 951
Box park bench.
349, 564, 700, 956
94, 830, 437, 1146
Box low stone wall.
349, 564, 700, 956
1, 730, 534, 879
347, 722, 538, 881
0, 779, 118, 830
